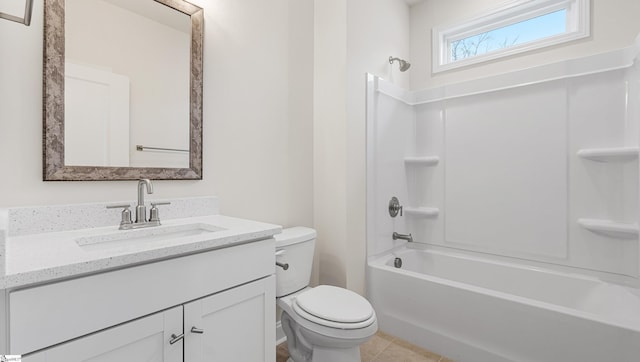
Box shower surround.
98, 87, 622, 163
366, 40, 640, 362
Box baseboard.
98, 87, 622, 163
276, 320, 287, 345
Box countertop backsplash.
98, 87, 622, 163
1, 196, 219, 237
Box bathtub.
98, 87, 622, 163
367, 246, 640, 362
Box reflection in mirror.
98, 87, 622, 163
43, 0, 203, 180
65, 0, 191, 168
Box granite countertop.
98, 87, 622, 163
1, 206, 281, 289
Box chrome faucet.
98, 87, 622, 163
136, 179, 154, 223
393, 232, 413, 242
106, 179, 170, 230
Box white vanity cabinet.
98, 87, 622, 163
23, 277, 274, 362
6, 238, 276, 362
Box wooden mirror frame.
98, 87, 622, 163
43, 0, 203, 181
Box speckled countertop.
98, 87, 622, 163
0, 197, 282, 289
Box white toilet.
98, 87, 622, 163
275, 227, 378, 362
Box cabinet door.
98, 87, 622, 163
184, 276, 275, 362
23, 306, 183, 362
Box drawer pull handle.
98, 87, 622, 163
169, 333, 184, 345
191, 326, 205, 334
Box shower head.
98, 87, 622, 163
389, 56, 411, 72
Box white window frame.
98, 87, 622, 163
432, 0, 590, 73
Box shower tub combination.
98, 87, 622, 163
368, 246, 640, 362
366, 37, 640, 362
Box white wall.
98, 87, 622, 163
314, 0, 410, 294
0, 0, 313, 229
314, 0, 348, 288
410, 0, 640, 89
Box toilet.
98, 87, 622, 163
275, 227, 378, 362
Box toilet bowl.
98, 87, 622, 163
275, 227, 378, 362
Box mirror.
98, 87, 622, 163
43, 0, 203, 180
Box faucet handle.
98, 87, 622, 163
106, 204, 133, 227
149, 202, 171, 223
106, 204, 131, 209
389, 196, 403, 217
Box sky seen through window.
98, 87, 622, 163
451, 9, 567, 61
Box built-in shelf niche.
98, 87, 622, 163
577, 147, 639, 162
576, 146, 638, 240
404, 156, 439, 166
578, 218, 639, 239
403, 157, 439, 218
404, 207, 439, 217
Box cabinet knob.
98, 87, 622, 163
169, 333, 184, 345
191, 326, 205, 334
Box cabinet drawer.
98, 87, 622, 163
10, 238, 274, 354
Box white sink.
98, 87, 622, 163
76, 223, 225, 246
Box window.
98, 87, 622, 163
433, 0, 590, 73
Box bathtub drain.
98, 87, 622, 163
394, 257, 402, 268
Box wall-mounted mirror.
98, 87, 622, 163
43, 0, 203, 180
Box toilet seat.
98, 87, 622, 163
277, 288, 378, 340
292, 286, 376, 330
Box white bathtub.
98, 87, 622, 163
367, 246, 640, 362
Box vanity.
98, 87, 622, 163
0, 0, 283, 358
0, 197, 280, 361
0, 0, 282, 359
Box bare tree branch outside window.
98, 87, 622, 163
451, 32, 521, 61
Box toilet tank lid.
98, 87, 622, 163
274, 227, 317, 247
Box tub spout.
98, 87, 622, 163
393, 232, 413, 242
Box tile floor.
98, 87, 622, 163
276, 331, 454, 362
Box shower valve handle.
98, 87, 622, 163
389, 196, 403, 217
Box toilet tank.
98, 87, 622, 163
275, 227, 317, 297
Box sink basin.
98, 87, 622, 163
76, 223, 225, 246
